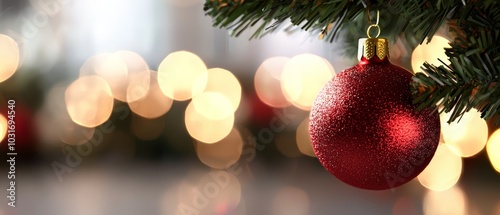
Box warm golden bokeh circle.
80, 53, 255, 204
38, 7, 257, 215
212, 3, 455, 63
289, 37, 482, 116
158, 51, 208, 101
65, 75, 114, 128
487, 129, 500, 173
0, 114, 7, 143
423, 186, 467, 215
192, 92, 234, 121
440, 109, 488, 157
0, 34, 20, 83
115, 50, 151, 102
185, 98, 234, 144
80, 51, 150, 103
417, 144, 462, 191
254, 57, 291, 108
128, 71, 173, 119
204, 68, 242, 112
296, 117, 316, 157
281, 54, 335, 110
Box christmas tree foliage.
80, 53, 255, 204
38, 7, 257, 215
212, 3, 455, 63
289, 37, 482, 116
204, 0, 500, 123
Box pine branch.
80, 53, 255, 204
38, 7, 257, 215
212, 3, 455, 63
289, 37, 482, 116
412, 1, 500, 123
204, 0, 500, 123
204, 0, 464, 42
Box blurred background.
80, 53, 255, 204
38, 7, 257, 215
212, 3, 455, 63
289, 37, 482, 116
0, 0, 499, 214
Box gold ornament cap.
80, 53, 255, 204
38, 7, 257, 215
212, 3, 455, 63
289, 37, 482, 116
358, 38, 389, 61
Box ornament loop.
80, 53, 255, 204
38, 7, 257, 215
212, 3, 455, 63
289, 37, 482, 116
366, 24, 381, 38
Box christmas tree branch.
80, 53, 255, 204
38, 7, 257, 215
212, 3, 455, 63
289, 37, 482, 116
412, 1, 500, 123
204, 0, 465, 42
204, 0, 500, 122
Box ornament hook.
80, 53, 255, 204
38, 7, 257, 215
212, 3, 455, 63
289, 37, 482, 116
365, 9, 380, 38
365, 9, 379, 26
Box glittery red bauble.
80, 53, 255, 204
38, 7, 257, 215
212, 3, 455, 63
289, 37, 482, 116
309, 44, 440, 190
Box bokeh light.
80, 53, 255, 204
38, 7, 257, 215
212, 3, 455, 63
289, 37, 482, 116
192, 92, 234, 121
440, 108, 488, 157
281, 54, 335, 110
126, 69, 151, 103
203, 68, 242, 112
271, 186, 310, 215
131, 114, 166, 141
254, 57, 291, 108
0, 34, 20, 83
65, 75, 114, 128
196, 128, 243, 169
296, 117, 316, 157
128, 70, 173, 119
94, 53, 129, 101
0, 114, 7, 143
185, 97, 234, 144
115, 50, 151, 102
80, 51, 150, 103
79, 53, 128, 99
158, 51, 208, 101
486, 129, 500, 173
411, 36, 451, 73
417, 144, 462, 191
423, 186, 467, 215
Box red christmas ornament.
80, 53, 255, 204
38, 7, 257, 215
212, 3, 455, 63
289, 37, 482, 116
309, 38, 440, 190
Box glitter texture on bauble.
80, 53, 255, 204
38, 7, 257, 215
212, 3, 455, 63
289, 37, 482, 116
309, 38, 440, 190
